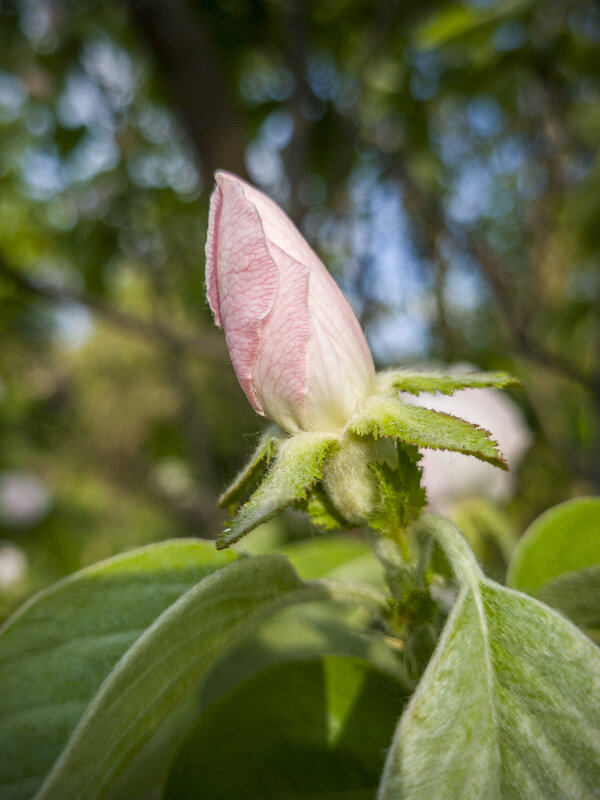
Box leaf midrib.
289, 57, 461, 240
470, 580, 500, 775
36, 571, 319, 800
75, 586, 318, 800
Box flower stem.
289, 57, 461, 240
310, 578, 389, 614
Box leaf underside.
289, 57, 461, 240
0, 541, 236, 800
35, 555, 312, 800
217, 432, 337, 549
351, 394, 507, 469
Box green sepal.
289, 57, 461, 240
368, 444, 427, 536
296, 484, 354, 532
217, 433, 338, 549
350, 394, 508, 470
219, 425, 286, 511
376, 368, 518, 396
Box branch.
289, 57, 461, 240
0, 256, 226, 362
125, 0, 247, 184
282, 0, 312, 222
465, 238, 600, 397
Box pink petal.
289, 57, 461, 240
206, 171, 376, 433
218, 172, 322, 274
205, 179, 223, 326
256, 243, 310, 432
208, 175, 279, 414
305, 264, 375, 430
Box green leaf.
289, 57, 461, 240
324, 552, 388, 587
413, 0, 533, 49
506, 497, 600, 637
200, 600, 408, 708
506, 497, 600, 594
536, 567, 600, 635
279, 533, 386, 587
218, 432, 337, 549
351, 394, 507, 469
0, 540, 236, 800
376, 368, 518, 397
164, 656, 408, 800
368, 444, 427, 535
414, 6, 482, 48
34, 555, 321, 800
279, 534, 371, 580
218, 425, 285, 511
379, 516, 600, 799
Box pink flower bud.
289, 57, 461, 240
206, 171, 376, 433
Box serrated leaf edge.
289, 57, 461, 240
376, 369, 519, 397
350, 400, 508, 471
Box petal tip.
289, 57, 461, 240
205, 181, 224, 326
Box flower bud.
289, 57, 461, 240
205, 171, 376, 434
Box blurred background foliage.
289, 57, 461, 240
0, 0, 599, 618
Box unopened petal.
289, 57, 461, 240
256, 244, 310, 433
218, 171, 322, 274
206, 171, 376, 434
207, 174, 279, 415
305, 263, 376, 430
205, 180, 223, 326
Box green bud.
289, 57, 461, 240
322, 433, 397, 524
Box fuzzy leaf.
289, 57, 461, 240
199, 600, 403, 712
219, 425, 285, 511
35, 555, 319, 800
217, 432, 337, 549
351, 395, 507, 469
0, 541, 236, 800
376, 369, 517, 397
378, 516, 600, 800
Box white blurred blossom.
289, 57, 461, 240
403, 388, 531, 512
0, 471, 51, 527
0, 543, 28, 590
